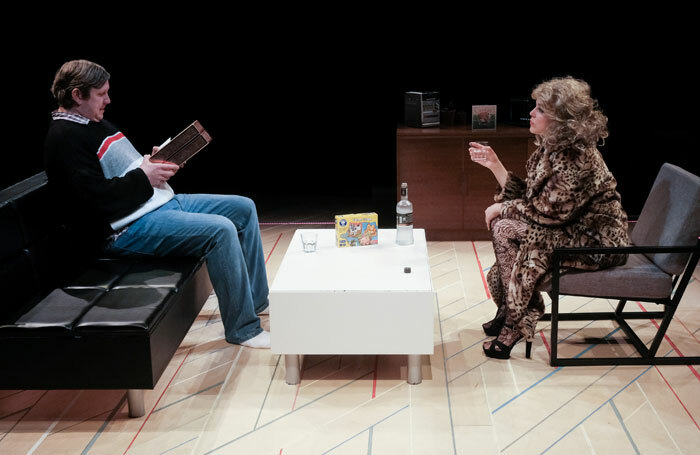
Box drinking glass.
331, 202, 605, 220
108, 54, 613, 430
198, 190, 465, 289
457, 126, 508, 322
470, 141, 489, 162
301, 231, 318, 253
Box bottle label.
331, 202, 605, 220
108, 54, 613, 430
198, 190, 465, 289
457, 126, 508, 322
397, 213, 413, 226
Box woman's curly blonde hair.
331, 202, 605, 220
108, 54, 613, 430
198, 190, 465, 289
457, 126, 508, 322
532, 76, 608, 153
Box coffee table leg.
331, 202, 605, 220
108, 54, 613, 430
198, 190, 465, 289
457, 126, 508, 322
407, 354, 422, 384
285, 354, 301, 385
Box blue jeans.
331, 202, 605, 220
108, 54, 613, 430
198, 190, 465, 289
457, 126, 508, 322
104, 194, 269, 343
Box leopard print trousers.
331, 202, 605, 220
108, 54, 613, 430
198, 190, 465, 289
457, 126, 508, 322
486, 217, 546, 341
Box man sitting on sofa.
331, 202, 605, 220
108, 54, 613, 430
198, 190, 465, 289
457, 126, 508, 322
44, 59, 270, 348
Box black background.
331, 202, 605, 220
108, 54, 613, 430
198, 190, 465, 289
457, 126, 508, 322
4, 22, 698, 224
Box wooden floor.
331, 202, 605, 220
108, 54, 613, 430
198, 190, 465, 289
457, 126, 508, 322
2, 213, 700, 454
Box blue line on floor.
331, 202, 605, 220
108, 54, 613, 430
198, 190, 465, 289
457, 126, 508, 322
491, 327, 621, 414
202, 370, 375, 454
610, 400, 641, 454
153, 381, 224, 413
435, 296, 459, 454
441, 298, 491, 322
81, 393, 127, 455
440, 296, 468, 310
183, 343, 234, 364
446, 297, 591, 363
492, 367, 563, 414
322, 405, 408, 454
254, 355, 281, 430
446, 299, 597, 387
540, 349, 672, 454
431, 256, 456, 269
446, 336, 491, 362
158, 436, 198, 455
501, 364, 619, 451
448, 359, 490, 384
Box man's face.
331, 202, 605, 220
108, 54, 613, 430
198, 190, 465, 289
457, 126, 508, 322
75, 81, 110, 122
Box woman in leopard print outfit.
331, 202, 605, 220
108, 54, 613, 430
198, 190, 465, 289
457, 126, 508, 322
469, 77, 629, 359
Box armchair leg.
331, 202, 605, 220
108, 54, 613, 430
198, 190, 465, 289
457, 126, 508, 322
649, 304, 678, 356
550, 291, 559, 366
614, 299, 627, 314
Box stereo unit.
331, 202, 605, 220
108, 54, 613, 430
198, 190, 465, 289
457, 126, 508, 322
404, 91, 440, 128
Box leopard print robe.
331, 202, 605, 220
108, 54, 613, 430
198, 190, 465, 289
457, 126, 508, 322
487, 146, 629, 340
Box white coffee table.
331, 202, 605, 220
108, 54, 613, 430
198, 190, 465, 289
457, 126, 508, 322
270, 229, 435, 385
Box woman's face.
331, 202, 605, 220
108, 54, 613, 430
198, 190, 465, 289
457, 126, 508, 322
529, 100, 551, 136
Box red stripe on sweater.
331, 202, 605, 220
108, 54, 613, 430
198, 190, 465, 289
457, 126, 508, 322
97, 132, 125, 159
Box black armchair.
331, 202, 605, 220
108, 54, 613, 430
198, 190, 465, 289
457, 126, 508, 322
540, 163, 700, 366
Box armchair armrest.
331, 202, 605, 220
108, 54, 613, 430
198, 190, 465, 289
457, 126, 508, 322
552, 243, 700, 259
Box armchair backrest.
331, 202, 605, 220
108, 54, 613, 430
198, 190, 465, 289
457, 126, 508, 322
630, 163, 700, 276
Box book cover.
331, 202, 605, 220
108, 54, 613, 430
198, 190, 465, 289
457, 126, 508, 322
151, 120, 212, 166
335, 213, 379, 247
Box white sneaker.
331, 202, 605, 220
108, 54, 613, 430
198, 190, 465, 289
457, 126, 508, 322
240, 330, 270, 349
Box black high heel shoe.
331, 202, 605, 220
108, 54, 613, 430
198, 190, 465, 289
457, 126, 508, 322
482, 326, 532, 359
482, 305, 507, 337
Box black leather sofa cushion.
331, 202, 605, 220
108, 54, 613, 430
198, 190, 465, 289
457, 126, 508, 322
74, 257, 203, 332
0, 288, 104, 333
64, 258, 137, 290
0, 256, 204, 335
112, 258, 200, 290
75, 286, 175, 332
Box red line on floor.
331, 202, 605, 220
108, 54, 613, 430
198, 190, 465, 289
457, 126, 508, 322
265, 233, 284, 264
291, 367, 304, 411
471, 241, 491, 299
123, 350, 192, 454
291, 382, 302, 411
654, 366, 700, 432
677, 318, 700, 346
636, 302, 700, 382
539, 330, 551, 355
636, 301, 700, 431
372, 355, 379, 399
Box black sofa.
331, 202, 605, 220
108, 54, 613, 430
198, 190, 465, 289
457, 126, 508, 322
0, 172, 212, 417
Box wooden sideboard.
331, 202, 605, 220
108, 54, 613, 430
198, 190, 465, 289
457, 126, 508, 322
397, 124, 535, 240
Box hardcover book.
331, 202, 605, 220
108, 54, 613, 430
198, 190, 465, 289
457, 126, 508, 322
151, 120, 212, 166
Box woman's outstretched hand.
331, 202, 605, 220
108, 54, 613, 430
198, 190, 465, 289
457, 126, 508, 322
468, 142, 509, 189
468, 142, 499, 169
484, 202, 503, 230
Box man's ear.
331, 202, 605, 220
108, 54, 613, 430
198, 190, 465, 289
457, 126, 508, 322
71, 87, 84, 106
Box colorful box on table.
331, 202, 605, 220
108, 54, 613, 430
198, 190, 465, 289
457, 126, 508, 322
335, 213, 379, 247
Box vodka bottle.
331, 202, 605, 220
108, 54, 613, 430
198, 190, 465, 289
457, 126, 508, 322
396, 182, 414, 245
